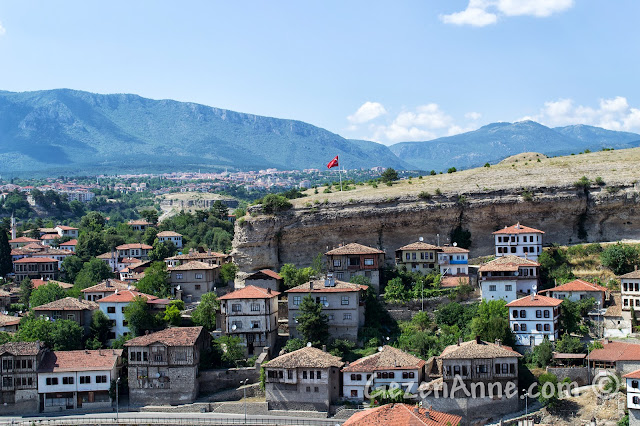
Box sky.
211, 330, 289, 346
1, 1, 639, 145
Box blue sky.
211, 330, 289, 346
0, 1, 639, 145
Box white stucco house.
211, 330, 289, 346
493, 223, 544, 261
479, 255, 540, 303
506, 294, 562, 347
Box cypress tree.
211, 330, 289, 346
0, 231, 12, 279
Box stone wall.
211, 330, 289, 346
199, 366, 260, 394
421, 394, 520, 425
546, 367, 589, 386
0, 399, 38, 415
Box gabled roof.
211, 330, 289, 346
624, 368, 640, 380
589, 341, 640, 363
342, 346, 425, 373
33, 297, 98, 311
540, 279, 608, 294
157, 231, 182, 237
116, 243, 153, 250
506, 294, 563, 308
167, 251, 228, 260
170, 261, 218, 271
343, 403, 462, 426
263, 346, 344, 369
97, 290, 158, 304
81, 279, 132, 293
397, 242, 439, 251
325, 243, 384, 256
439, 339, 522, 360
97, 252, 114, 259
38, 349, 122, 373
619, 269, 640, 279
605, 293, 622, 318
55, 225, 78, 231
0, 341, 44, 356
9, 237, 40, 244
438, 246, 469, 254
127, 219, 152, 226
479, 255, 540, 272
246, 269, 282, 280
286, 279, 368, 294
492, 223, 545, 235
32, 279, 74, 289
219, 285, 280, 300
0, 314, 20, 327
13, 257, 58, 264
439, 276, 469, 288
40, 234, 60, 240
124, 326, 204, 348
59, 239, 77, 246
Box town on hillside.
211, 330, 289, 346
0, 199, 637, 425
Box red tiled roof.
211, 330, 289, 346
38, 349, 122, 373
440, 276, 469, 288
0, 314, 21, 327
619, 269, 640, 279
246, 269, 282, 280
397, 242, 439, 251
540, 279, 608, 294
342, 346, 425, 372
479, 255, 540, 272
59, 239, 77, 246
506, 294, 563, 307
325, 243, 384, 256
33, 297, 98, 311
624, 368, 640, 380
40, 234, 60, 240
439, 339, 522, 359
31, 279, 74, 289
286, 279, 368, 293
492, 223, 544, 235
81, 279, 132, 293
219, 285, 280, 300
13, 257, 58, 263
170, 261, 218, 271
116, 243, 152, 250
0, 341, 44, 356
55, 225, 78, 231
120, 257, 143, 264
125, 326, 204, 347
97, 290, 158, 304
127, 220, 152, 226
343, 403, 462, 426
157, 231, 182, 237
589, 341, 640, 363
438, 246, 469, 254
9, 237, 39, 243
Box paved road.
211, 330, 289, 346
0, 411, 344, 426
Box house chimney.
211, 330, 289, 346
267, 288, 272, 294
635, 265, 638, 271
495, 339, 502, 347
106, 280, 111, 288
322, 345, 327, 352
310, 282, 314, 290
531, 292, 536, 301
475, 335, 481, 344
457, 337, 463, 346
145, 330, 150, 335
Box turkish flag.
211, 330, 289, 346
327, 156, 339, 169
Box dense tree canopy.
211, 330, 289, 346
296, 294, 329, 346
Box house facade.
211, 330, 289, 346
127, 219, 153, 232
37, 349, 122, 412
58, 239, 77, 252
116, 243, 152, 261
243, 270, 283, 292
286, 278, 368, 342
9, 237, 40, 249
13, 257, 59, 282
97, 290, 166, 341
169, 261, 219, 302
219, 286, 280, 356
325, 243, 385, 293
125, 326, 209, 405
395, 241, 440, 274
82, 279, 133, 302
479, 255, 540, 303
54, 226, 79, 239
263, 346, 344, 412
493, 223, 544, 260
0, 342, 46, 413
438, 245, 469, 277
541, 279, 608, 306
33, 298, 98, 335
506, 294, 562, 347
157, 231, 183, 248
165, 250, 231, 268
620, 269, 640, 312
342, 345, 425, 402
624, 369, 640, 425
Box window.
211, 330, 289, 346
195, 285, 201, 290
405, 253, 410, 260
80, 376, 91, 384
107, 307, 116, 314
328, 314, 334, 320
46, 377, 59, 386
306, 386, 311, 392
317, 296, 328, 305
293, 296, 301, 306
62, 376, 74, 385
364, 258, 374, 266
514, 324, 519, 331
2, 377, 12, 387
544, 324, 550, 331
317, 371, 321, 379
288, 370, 293, 380
67, 314, 75, 321
2, 360, 13, 370
175, 273, 183, 279
505, 285, 512, 291
454, 365, 461, 375
634, 396, 640, 405
509, 364, 515, 374
511, 247, 516, 253
544, 310, 550, 318
536, 324, 542, 331
232, 304, 242, 313
521, 324, 527, 331
632, 380, 639, 389
536, 310, 542, 318
232, 321, 243, 330
341, 296, 350, 305
333, 259, 341, 267
303, 371, 307, 379
513, 310, 518, 318
489, 285, 496, 291
121, 307, 126, 313
402, 372, 415, 379
343, 313, 352, 320
314, 386, 319, 392
251, 321, 260, 329
520, 310, 526, 318
349, 257, 360, 266
336, 272, 344, 280
195, 273, 203, 279
251, 303, 261, 312
310, 371, 314, 379
96, 375, 106, 384
351, 390, 358, 397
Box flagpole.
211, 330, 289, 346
339, 165, 343, 191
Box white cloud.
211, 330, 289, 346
347, 101, 387, 124
440, 0, 573, 26
525, 96, 640, 132
465, 111, 482, 120
0, 22, 5, 36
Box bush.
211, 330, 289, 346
601, 243, 640, 275
418, 191, 431, 200
484, 163, 490, 168
522, 190, 533, 202
447, 167, 457, 174
380, 168, 399, 183
595, 176, 605, 186
435, 188, 442, 196
261, 194, 292, 214
574, 176, 591, 190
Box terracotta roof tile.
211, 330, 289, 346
0, 341, 44, 356
438, 246, 469, 254
127, 220, 152, 226
343, 403, 462, 426
479, 255, 540, 272
0, 314, 20, 327
246, 269, 282, 280
439, 339, 522, 359
40, 234, 60, 240
440, 276, 469, 288
167, 251, 228, 261
31, 279, 74, 289
116, 243, 152, 250
624, 368, 640, 380
397, 242, 439, 251
325, 243, 384, 256
605, 293, 622, 317
59, 239, 77, 246
157, 231, 182, 237
589, 341, 640, 363
55, 226, 78, 231
9, 237, 40, 243
219, 285, 280, 300
264, 346, 344, 369
342, 346, 425, 372
124, 326, 204, 347
619, 269, 640, 279
540, 279, 608, 294
506, 294, 563, 308
13, 257, 58, 264
170, 261, 218, 271
492, 223, 545, 235
81, 279, 132, 293
33, 297, 98, 311
97, 290, 158, 304
38, 349, 122, 373
286, 279, 368, 294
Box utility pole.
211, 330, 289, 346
116, 377, 120, 423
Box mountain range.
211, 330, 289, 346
0, 89, 638, 176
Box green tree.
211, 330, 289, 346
124, 295, 158, 336
469, 300, 514, 346
279, 264, 315, 289
142, 227, 159, 246
61, 256, 85, 284
531, 337, 553, 367
191, 292, 219, 331
383, 277, 407, 302
19, 278, 34, 306
136, 262, 170, 297
29, 282, 67, 308
149, 239, 177, 262
16, 316, 83, 350
0, 230, 12, 278
380, 168, 399, 183
601, 243, 640, 275
211, 201, 229, 220
555, 333, 586, 353
283, 338, 305, 353
76, 231, 108, 260
79, 211, 106, 233
450, 226, 472, 249
559, 298, 594, 336
537, 372, 559, 407
260, 194, 292, 214
89, 310, 112, 348
163, 304, 182, 326
74, 257, 114, 289
139, 209, 159, 225
217, 335, 245, 366
219, 262, 239, 285
296, 294, 329, 346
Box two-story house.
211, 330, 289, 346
624, 368, 640, 425
421, 338, 522, 420
479, 255, 540, 303
40, 234, 60, 247
125, 326, 209, 405
263, 346, 344, 412
437, 245, 469, 277
506, 294, 562, 347
395, 241, 440, 274
243, 270, 283, 292
58, 239, 77, 252
325, 243, 385, 293
127, 219, 153, 232
13, 257, 59, 282
97, 290, 169, 341
37, 349, 122, 412
0, 341, 46, 413
286, 277, 368, 342
493, 223, 544, 260
620, 268, 640, 312
9, 237, 40, 249
540, 279, 608, 306
156, 231, 183, 248
165, 249, 231, 268
342, 345, 425, 402
219, 286, 280, 356
81, 279, 133, 302
54, 225, 79, 239
169, 261, 219, 302
116, 243, 152, 261
31, 279, 74, 292
33, 298, 98, 335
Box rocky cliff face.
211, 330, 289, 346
231, 184, 640, 274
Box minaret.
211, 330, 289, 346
10, 213, 16, 240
